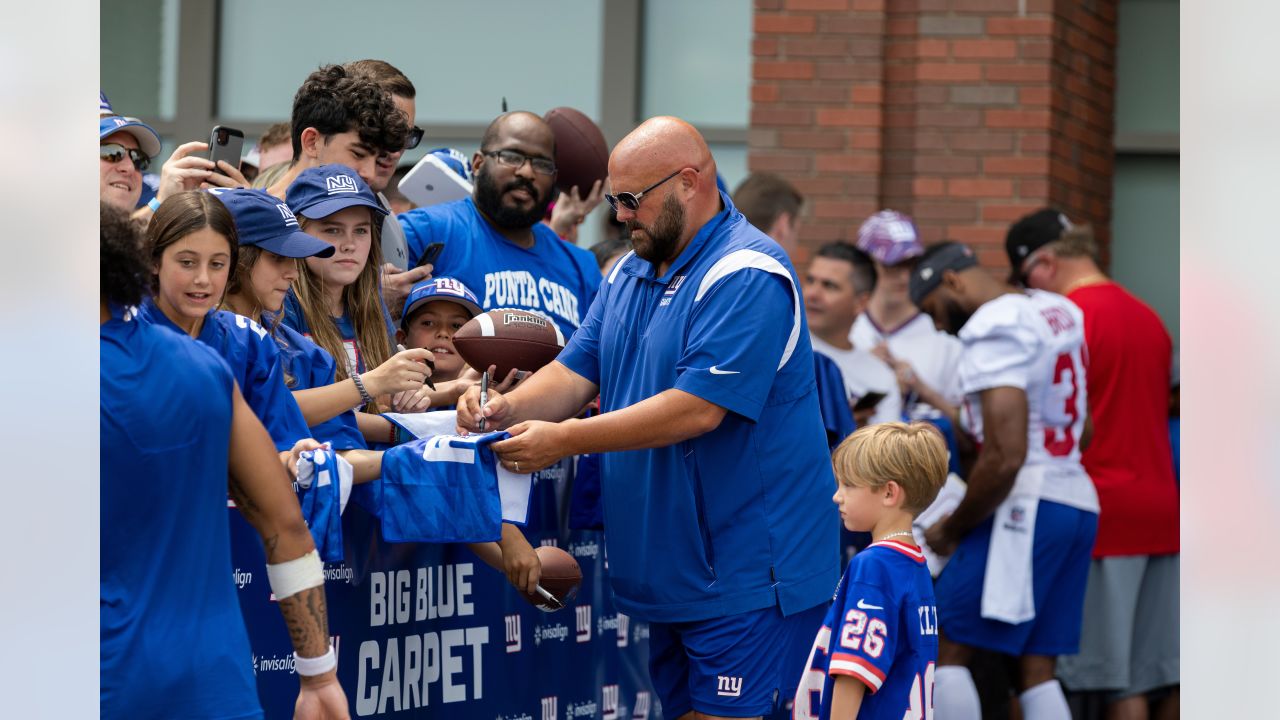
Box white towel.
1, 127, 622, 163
383, 410, 461, 440
913, 473, 967, 576
980, 493, 1039, 624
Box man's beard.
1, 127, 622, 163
627, 193, 685, 265
474, 164, 551, 230
936, 296, 974, 335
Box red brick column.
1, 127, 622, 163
748, 0, 1116, 271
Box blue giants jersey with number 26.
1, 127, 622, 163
793, 541, 938, 720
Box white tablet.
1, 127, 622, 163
397, 153, 473, 209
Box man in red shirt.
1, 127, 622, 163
1008, 209, 1179, 720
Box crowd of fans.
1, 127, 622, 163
101, 56, 1178, 720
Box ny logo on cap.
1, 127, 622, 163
277, 204, 299, 227
112, 117, 126, 128
325, 175, 359, 194
435, 277, 466, 296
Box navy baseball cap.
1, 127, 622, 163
100, 114, 161, 159
908, 241, 978, 307
286, 164, 388, 220
212, 188, 336, 258
401, 277, 483, 330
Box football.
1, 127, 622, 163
522, 545, 582, 612
543, 106, 610, 197
452, 308, 565, 380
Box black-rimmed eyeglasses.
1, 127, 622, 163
100, 143, 151, 172
483, 149, 557, 176
605, 169, 683, 212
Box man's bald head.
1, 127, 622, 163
480, 111, 556, 154
609, 116, 713, 182
608, 116, 723, 271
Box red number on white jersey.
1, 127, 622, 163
1043, 352, 1080, 457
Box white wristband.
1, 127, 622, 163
294, 646, 336, 676
266, 549, 324, 600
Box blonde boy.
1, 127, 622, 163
794, 422, 947, 720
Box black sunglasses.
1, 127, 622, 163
404, 126, 424, 151
100, 143, 151, 172
605, 169, 683, 213
483, 149, 557, 176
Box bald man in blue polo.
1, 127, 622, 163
457, 116, 837, 720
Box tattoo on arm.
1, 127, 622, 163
228, 475, 262, 526
278, 586, 331, 658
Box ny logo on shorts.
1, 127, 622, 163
717, 675, 743, 697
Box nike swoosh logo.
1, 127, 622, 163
857, 599, 883, 610
709, 366, 740, 375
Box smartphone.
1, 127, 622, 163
415, 242, 445, 269
852, 391, 888, 413
208, 126, 245, 175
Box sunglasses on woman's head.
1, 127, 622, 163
100, 143, 151, 172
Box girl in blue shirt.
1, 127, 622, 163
138, 190, 311, 455
281, 165, 435, 445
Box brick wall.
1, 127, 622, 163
749, 0, 1117, 271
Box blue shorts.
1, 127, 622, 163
935, 499, 1097, 657
648, 602, 827, 718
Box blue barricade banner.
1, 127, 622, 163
228, 460, 662, 719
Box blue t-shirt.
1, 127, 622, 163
137, 300, 309, 452
280, 291, 396, 375
398, 197, 600, 333
794, 541, 938, 720
271, 317, 366, 450
557, 191, 838, 622
101, 310, 261, 719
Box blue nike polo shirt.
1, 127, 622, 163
558, 191, 839, 623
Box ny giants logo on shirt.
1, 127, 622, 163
659, 275, 686, 307
325, 174, 359, 194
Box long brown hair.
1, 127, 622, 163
292, 209, 391, 411
145, 191, 238, 294
220, 245, 297, 386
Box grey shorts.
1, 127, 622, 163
1056, 554, 1180, 697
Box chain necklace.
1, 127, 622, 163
1062, 273, 1109, 296
876, 530, 916, 543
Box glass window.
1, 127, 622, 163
1116, 0, 1179, 137
1109, 156, 1179, 344
641, 0, 751, 128
709, 143, 749, 195
101, 0, 179, 121
217, 0, 603, 125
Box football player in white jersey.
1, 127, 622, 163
908, 242, 1098, 720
